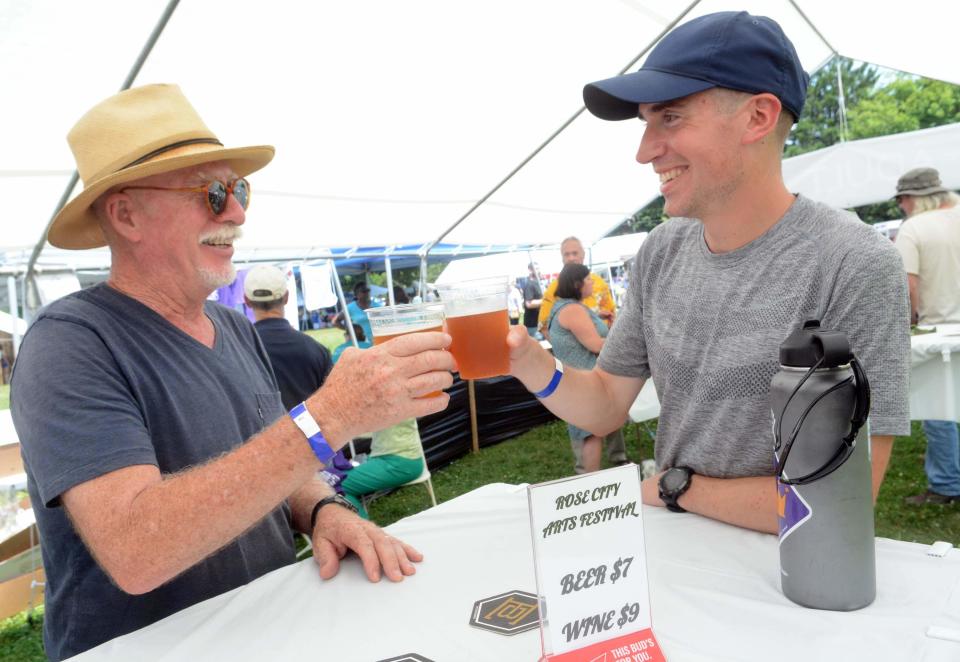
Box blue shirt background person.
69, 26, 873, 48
346, 282, 373, 342
332, 323, 372, 363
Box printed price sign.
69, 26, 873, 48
528, 464, 665, 661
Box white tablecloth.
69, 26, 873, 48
75, 483, 960, 662
910, 324, 960, 422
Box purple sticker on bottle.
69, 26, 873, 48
777, 480, 811, 542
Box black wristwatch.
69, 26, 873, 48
658, 466, 694, 513
310, 494, 358, 530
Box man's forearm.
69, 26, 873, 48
640, 434, 895, 535
67, 416, 324, 594
513, 345, 632, 436
641, 473, 779, 534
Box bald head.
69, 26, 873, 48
560, 237, 585, 265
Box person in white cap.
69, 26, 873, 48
507, 11, 909, 534
10, 84, 454, 660
893, 167, 960, 505
244, 264, 333, 410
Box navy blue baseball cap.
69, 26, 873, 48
583, 11, 810, 122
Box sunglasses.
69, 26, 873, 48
121, 177, 250, 215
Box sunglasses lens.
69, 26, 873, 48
207, 181, 228, 214
233, 178, 250, 210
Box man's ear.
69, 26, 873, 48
100, 191, 143, 243
741, 93, 783, 146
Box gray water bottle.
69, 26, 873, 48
770, 320, 875, 611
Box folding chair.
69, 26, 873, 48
361, 440, 436, 512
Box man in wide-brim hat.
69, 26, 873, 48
10, 84, 455, 661
893, 166, 960, 506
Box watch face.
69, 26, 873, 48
661, 467, 689, 493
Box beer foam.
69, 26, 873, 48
442, 297, 506, 317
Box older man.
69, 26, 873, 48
509, 12, 909, 534
11, 84, 454, 660
893, 167, 960, 505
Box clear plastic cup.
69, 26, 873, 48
367, 302, 446, 397
435, 275, 511, 380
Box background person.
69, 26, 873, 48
393, 284, 411, 305
342, 281, 373, 342
10, 84, 454, 660
547, 263, 621, 473
340, 418, 426, 519
332, 323, 373, 363
538, 236, 616, 335
893, 167, 960, 505
245, 264, 332, 409
539, 236, 628, 468
508, 278, 524, 325
508, 11, 909, 534
523, 262, 543, 337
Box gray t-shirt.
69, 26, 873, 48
598, 196, 910, 478
11, 284, 296, 661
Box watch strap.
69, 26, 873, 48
310, 494, 358, 530
659, 466, 693, 513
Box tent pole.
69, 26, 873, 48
468, 380, 480, 454
23, 0, 182, 321
329, 258, 359, 460
419, 255, 428, 300
385, 256, 395, 305
330, 260, 358, 348
7, 276, 20, 359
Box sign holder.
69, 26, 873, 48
527, 464, 665, 662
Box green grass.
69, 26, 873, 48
366, 420, 657, 526
0, 385, 8, 411
305, 328, 347, 355
875, 421, 960, 543
0, 417, 953, 660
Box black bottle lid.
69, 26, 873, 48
779, 320, 852, 368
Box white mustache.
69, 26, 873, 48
199, 225, 243, 245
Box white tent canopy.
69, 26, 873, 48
3, 0, 960, 266
782, 122, 960, 209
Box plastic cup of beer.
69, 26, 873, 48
435, 275, 511, 380
367, 302, 446, 397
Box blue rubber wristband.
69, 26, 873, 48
533, 358, 564, 398
289, 402, 336, 464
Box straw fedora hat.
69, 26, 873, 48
48, 84, 275, 250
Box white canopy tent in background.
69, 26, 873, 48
782, 122, 960, 208
3, 1, 960, 303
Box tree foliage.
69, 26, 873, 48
849, 77, 960, 140
785, 58, 880, 158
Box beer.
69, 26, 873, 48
436, 276, 512, 380
367, 303, 446, 397
445, 308, 510, 379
